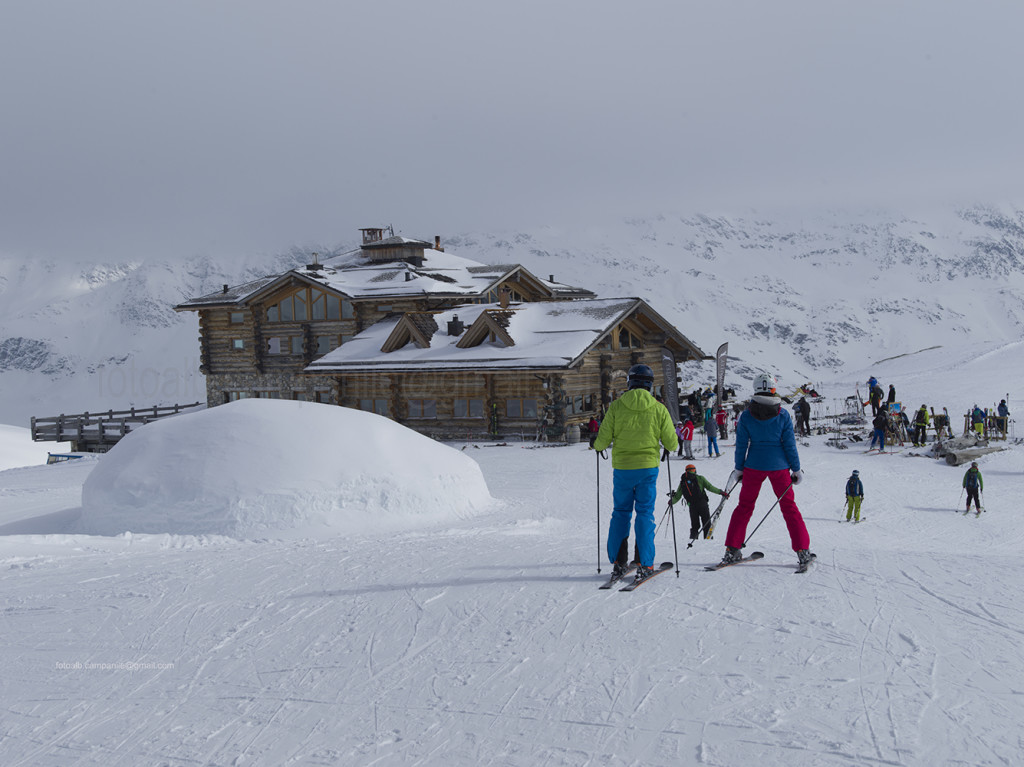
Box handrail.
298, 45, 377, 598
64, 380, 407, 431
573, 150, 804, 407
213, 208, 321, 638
30, 401, 203, 444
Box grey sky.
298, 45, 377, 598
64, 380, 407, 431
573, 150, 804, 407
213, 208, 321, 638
2, 1, 1023, 262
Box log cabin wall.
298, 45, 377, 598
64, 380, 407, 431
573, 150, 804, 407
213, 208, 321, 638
321, 345, 667, 440
193, 288, 681, 438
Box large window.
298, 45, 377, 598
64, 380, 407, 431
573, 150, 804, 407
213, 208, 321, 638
359, 398, 389, 416
506, 398, 538, 419
408, 399, 437, 419
454, 398, 485, 418
567, 394, 594, 415
267, 288, 352, 323
316, 336, 336, 355
226, 391, 252, 401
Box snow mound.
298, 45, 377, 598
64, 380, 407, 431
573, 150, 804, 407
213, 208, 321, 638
0, 424, 71, 471
79, 400, 493, 538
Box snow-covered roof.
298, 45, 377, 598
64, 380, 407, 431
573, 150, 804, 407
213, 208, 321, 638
305, 298, 706, 373
175, 275, 280, 308
175, 246, 593, 310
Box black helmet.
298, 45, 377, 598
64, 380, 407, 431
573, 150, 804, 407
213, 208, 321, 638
627, 364, 655, 391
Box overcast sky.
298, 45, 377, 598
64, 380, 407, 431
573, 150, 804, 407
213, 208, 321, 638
2, 1, 1023, 262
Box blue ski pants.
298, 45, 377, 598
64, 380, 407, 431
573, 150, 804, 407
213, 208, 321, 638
607, 467, 659, 568
870, 428, 886, 451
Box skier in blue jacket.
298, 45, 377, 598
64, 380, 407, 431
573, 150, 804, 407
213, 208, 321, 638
845, 470, 864, 522
720, 372, 812, 569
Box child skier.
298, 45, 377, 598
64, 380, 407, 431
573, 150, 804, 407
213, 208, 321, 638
720, 372, 813, 569
963, 461, 984, 513
670, 464, 730, 540
845, 470, 864, 522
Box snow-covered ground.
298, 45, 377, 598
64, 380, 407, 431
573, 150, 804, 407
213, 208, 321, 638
0, 351, 1021, 766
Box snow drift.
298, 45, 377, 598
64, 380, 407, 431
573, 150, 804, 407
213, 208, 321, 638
78, 399, 493, 538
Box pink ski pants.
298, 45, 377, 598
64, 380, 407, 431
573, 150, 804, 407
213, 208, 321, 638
724, 468, 810, 552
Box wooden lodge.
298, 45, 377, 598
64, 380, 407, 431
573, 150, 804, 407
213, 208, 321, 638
175, 228, 708, 440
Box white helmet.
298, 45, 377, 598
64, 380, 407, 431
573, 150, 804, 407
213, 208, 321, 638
753, 372, 777, 395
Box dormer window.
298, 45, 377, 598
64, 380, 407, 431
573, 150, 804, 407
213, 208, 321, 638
618, 327, 644, 349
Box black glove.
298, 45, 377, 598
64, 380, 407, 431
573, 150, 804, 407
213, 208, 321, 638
661, 449, 669, 462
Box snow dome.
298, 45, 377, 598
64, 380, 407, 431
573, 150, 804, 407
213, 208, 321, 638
79, 399, 493, 538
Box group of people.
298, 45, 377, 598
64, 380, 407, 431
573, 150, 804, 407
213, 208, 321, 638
591, 368, 1002, 585
673, 408, 729, 460
592, 365, 812, 584
842, 460, 985, 522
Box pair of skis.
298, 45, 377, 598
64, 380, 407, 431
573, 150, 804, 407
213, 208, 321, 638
599, 550, 813, 588
702, 550, 815, 574
599, 562, 673, 591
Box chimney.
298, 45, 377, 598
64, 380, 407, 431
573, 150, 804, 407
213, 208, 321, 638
447, 315, 465, 336
306, 252, 324, 272
549, 274, 555, 282
499, 285, 511, 308
222, 284, 229, 294
405, 272, 412, 281
434, 235, 444, 252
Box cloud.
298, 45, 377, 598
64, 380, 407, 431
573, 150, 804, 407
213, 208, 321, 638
2, 1, 1023, 261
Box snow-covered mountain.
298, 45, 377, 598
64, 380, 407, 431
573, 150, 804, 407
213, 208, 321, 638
4, 205, 1024, 426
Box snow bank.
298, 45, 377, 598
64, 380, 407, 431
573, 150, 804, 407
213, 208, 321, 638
0, 424, 71, 471
78, 400, 493, 538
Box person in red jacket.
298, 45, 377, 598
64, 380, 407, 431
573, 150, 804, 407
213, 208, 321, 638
676, 419, 695, 459
715, 407, 729, 440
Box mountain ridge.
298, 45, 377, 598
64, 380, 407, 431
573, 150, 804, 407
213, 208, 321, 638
3, 204, 1023, 425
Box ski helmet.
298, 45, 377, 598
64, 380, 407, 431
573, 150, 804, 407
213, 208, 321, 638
685, 464, 696, 472
626, 364, 655, 391
851, 470, 859, 477
752, 372, 777, 396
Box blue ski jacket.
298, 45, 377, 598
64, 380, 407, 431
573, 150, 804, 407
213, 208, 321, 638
734, 397, 801, 473
846, 477, 864, 498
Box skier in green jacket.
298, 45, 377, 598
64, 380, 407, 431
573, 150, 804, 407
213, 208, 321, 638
963, 462, 984, 513
671, 464, 729, 540
592, 364, 678, 584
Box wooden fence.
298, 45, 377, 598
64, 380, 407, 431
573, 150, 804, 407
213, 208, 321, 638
30, 402, 203, 452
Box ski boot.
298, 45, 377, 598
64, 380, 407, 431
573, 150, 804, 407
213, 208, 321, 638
632, 563, 654, 584
719, 547, 743, 566
796, 549, 816, 572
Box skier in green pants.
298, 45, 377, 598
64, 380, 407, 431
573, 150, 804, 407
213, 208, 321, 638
845, 470, 864, 522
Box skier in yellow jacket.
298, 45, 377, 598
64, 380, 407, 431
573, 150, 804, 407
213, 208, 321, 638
592, 364, 678, 584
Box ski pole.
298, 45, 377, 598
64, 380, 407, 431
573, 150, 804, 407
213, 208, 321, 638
670, 495, 680, 576
957, 487, 964, 512
743, 479, 794, 547
595, 449, 605, 573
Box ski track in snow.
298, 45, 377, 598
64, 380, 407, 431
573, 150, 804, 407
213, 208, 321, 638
2, 437, 1024, 765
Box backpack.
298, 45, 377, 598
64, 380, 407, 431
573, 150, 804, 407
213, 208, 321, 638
965, 470, 980, 490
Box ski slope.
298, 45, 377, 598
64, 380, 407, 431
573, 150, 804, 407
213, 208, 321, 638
0, 384, 1021, 766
